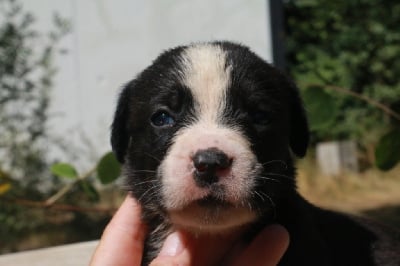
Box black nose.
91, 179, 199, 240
192, 148, 232, 187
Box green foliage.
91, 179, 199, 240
97, 152, 121, 185
78, 180, 100, 202
375, 129, 400, 170
41, 153, 122, 216
302, 86, 337, 130
50, 152, 121, 201
51, 163, 79, 179
284, 0, 400, 169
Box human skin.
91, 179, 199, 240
90, 196, 290, 266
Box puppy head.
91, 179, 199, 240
111, 42, 308, 233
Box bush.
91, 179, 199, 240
284, 0, 400, 169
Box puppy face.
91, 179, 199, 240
112, 42, 308, 233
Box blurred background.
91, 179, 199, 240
0, 0, 399, 254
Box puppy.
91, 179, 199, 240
111, 41, 400, 265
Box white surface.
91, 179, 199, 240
0, 241, 98, 266
20, 0, 272, 168
316, 141, 359, 176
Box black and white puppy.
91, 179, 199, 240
111, 41, 399, 266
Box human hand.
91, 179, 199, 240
90, 196, 290, 266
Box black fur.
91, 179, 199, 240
111, 41, 400, 265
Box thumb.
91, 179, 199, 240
149, 231, 192, 266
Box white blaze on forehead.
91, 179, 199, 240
181, 44, 231, 123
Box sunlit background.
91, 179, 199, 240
24, 0, 272, 163
0, 0, 399, 259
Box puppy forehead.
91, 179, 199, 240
179, 44, 230, 122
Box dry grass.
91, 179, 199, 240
297, 158, 400, 229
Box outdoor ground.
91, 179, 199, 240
297, 158, 400, 230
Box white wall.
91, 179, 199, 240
21, 0, 273, 166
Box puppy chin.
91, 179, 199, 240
168, 201, 258, 234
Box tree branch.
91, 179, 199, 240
45, 167, 96, 206
306, 83, 400, 122
2, 197, 117, 214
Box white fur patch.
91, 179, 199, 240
169, 203, 257, 233
181, 44, 231, 124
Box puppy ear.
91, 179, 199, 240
289, 83, 309, 158
111, 82, 133, 163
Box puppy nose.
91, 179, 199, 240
192, 148, 232, 187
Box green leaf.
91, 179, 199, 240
97, 152, 121, 184
79, 180, 100, 202
302, 86, 337, 130
51, 163, 78, 179
375, 129, 400, 170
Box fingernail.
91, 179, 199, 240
158, 232, 184, 257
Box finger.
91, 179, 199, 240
230, 224, 290, 266
150, 229, 245, 266
149, 231, 191, 266
90, 195, 147, 266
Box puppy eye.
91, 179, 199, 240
151, 111, 175, 127
249, 110, 270, 125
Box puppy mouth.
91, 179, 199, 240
168, 199, 256, 233
167, 181, 236, 212
166, 190, 257, 233
166, 185, 233, 212
196, 195, 231, 208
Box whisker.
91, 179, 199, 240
259, 191, 277, 220
138, 184, 162, 202
133, 179, 158, 186
264, 172, 293, 180
254, 191, 266, 202
262, 160, 288, 169
257, 176, 282, 183
144, 152, 161, 162
129, 151, 161, 163
141, 189, 162, 205
130, 169, 157, 174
